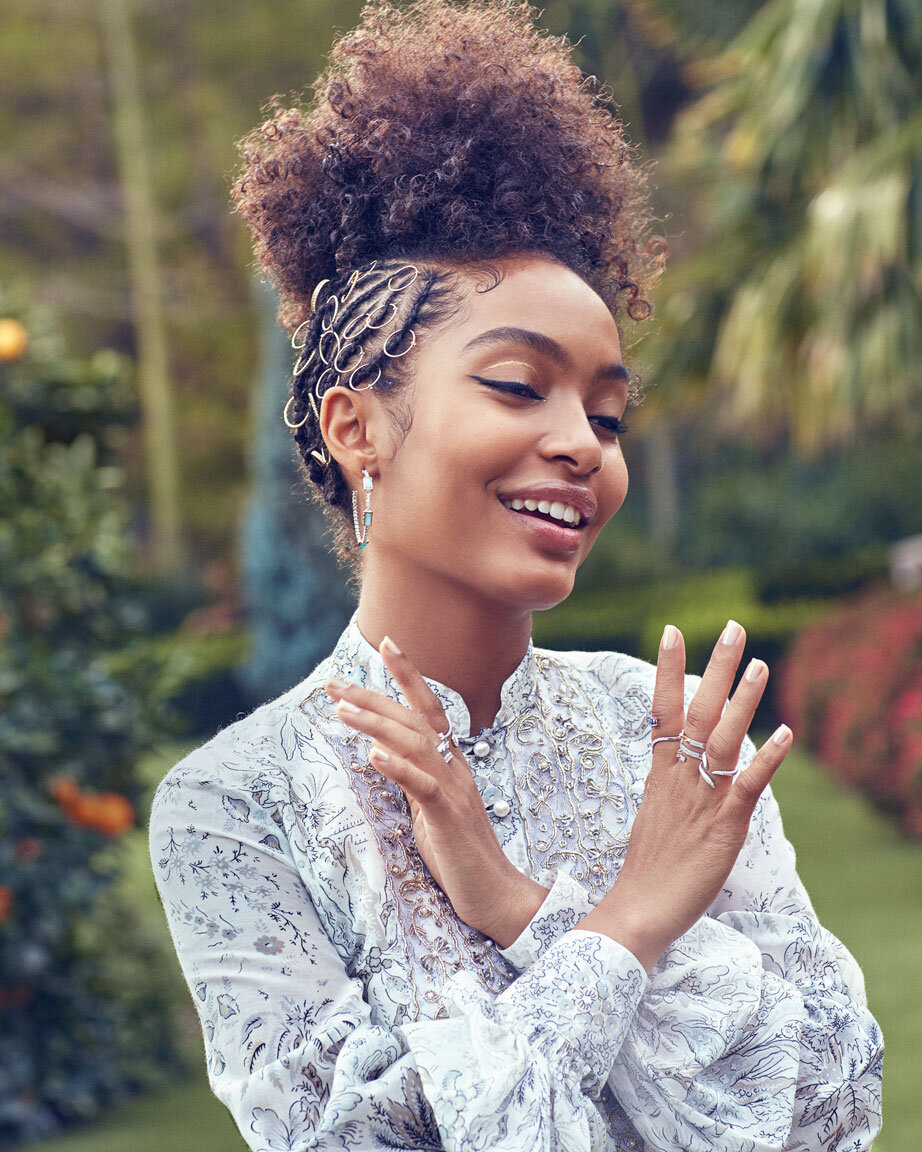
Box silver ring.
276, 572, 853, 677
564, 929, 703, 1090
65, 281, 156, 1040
291, 319, 312, 350
282, 395, 309, 429
382, 327, 416, 358
652, 734, 681, 749
436, 720, 454, 763
698, 752, 716, 789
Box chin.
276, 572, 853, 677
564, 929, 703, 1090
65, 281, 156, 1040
493, 564, 577, 613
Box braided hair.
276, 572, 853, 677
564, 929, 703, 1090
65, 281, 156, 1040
233, 0, 661, 554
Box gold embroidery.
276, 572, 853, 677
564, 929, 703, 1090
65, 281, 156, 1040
297, 687, 517, 1017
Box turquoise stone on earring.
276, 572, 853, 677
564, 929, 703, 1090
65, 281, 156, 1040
353, 468, 374, 548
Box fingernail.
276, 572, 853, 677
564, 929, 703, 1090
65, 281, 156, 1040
661, 624, 678, 650
326, 677, 348, 693
744, 659, 765, 683
370, 746, 390, 763
771, 723, 792, 746
336, 699, 362, 716
381, 635, 402, 657
721, 619, 743, 646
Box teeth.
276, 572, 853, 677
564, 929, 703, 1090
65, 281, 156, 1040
502, 496, 583, 526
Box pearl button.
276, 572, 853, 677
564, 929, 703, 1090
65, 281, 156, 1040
492, 799, 511, 818
472, 739, 491, 759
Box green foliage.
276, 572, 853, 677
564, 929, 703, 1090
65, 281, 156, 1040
655, 0, 922, 449
536, 565, 829, 727
0, 316, 197, 1147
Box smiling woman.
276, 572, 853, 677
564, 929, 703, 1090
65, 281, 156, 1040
149, 2, 883, 1150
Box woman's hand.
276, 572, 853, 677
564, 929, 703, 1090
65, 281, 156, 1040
580, 621, 793, 972
325, 637, 548, 948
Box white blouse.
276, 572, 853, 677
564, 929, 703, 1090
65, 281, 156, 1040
149, 616, 883, 1151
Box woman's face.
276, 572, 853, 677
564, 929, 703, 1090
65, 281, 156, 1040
368, 256, 630, 611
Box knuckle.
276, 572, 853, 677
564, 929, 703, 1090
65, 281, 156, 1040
684, 704, 712, 733
706, 730, 737, 763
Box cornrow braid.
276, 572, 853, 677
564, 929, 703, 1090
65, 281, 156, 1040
285, 260, 460, 527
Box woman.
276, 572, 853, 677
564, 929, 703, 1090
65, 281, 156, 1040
150, 2, 883, 1149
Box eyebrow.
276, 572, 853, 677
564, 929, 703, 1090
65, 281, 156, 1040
461, 325, 630, 385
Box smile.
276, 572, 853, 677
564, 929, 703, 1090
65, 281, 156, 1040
501, 497, 584, 527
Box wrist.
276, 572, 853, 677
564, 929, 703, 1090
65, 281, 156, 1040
576, 897, 667, 973
482, 871, 550, 949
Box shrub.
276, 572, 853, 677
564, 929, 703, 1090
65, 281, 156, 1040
0, 311, 194, 1145
779, 586, 922, 835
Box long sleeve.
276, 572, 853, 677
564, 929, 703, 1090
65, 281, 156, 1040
149, 753, 647, 1152
487, 737, 883, 1151
606, 758, 883, 1150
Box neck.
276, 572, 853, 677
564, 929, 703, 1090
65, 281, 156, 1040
355, 555, 533, 735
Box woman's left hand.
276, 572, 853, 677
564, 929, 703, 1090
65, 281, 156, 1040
325, 638, 548, 947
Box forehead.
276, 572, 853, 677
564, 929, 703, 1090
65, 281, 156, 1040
435, 257, 623, 362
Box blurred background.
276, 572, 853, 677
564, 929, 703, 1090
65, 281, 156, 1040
1, 0, 919, 1148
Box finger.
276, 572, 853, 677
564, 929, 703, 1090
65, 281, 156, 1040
683, 619, 747, 743
705, 658, 769, 776
368, 745, 439, 804
379, 636, 451, 736
724, 724, 792, 820
326, 677, 430, 736
335, 698, 440, 768
650, 625, 686, 767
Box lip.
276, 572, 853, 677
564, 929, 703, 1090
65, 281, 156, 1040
500, 503, 584, 556
497, 483, 598, 527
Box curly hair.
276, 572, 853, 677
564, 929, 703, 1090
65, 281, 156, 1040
233, 0, 662, 555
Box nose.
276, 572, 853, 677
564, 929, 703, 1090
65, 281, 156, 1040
538, 396, 603, 476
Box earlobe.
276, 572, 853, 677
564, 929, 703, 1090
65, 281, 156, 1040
321, 386, 378, 481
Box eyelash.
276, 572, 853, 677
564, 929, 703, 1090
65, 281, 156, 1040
473, 377, 629, 437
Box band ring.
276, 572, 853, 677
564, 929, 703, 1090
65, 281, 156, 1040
436, 720, 454, 764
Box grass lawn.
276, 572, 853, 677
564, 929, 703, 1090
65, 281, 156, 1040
33, 747, 917, 1152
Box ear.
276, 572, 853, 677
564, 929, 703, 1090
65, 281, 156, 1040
321, 386, 380, 485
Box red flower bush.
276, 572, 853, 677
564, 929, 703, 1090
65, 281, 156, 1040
779, 586, 922, 834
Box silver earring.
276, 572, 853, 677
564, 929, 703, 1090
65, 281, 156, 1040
352, 469, 373, 548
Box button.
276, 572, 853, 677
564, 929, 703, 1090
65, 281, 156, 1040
472, 739, 491, 759
492, 799, 511, 818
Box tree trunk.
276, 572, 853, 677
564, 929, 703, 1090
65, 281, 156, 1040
645, 414, 679, 558
99, 0, 184, 573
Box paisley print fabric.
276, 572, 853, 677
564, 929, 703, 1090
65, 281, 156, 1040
149, 615, 883, 1151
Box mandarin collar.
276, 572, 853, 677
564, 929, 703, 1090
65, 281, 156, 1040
327, 614, 538, 741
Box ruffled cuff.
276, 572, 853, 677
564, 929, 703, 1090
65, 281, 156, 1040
400, 930, 646, 1150
498, 868, 595, 972
500, 929, 647, 1097
607, 916, 807, 1152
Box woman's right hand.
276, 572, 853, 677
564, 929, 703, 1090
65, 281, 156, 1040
325, 637, 549, 948
579, 621, 793, 972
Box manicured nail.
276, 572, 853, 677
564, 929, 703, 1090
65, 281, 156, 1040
370, 746, 390, 764
721, 619, 743, 646
336, 699, 362, 716
771, 723, 792, 746
381, 635, 402, 657
744, 659, 765, 683
661, 624, 678, 650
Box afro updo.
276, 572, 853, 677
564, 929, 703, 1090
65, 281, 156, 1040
233, 0, 662, 336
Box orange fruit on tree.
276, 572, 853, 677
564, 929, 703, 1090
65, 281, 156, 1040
0, 318, 28, 363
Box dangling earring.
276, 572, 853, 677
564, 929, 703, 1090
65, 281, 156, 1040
352, 469, 373, 548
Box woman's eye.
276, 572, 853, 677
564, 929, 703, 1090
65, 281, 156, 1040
472, 377, 544, 401
591, 415, 629, 437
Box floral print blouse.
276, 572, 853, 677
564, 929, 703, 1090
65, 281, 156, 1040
149, 616, 883, 1152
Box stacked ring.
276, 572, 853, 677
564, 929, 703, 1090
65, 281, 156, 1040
436, 720, 454, 764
